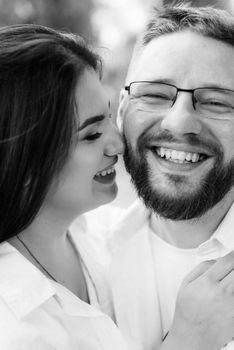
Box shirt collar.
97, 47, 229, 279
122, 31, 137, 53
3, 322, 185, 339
0, 242, 55, 320
53, 281, 106, 318
212, 202, 234, 250
110, 199, 234, 259
196, 203, 234, 261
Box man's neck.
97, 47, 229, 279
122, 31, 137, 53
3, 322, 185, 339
150, 199, 233, 249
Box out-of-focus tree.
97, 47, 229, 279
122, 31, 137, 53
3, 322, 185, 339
0, 0, 96, 42
94, 0, 163, 116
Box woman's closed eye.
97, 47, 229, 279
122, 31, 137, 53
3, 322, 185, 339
84, 132, 103, 141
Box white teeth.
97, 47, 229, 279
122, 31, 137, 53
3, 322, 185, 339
171, 150, 177, 159
156, 147, 202, 163
160, 148, 165, 157
178, 151, 186, 161
165, 150, 171, 159
191, 153, 199, 163
96, 166, 115, 177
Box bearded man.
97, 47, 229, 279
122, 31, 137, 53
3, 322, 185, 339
109, 4, 234, 350
71, 4, 234, 350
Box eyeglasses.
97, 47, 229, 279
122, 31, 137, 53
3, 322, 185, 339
124, 81, 234, 118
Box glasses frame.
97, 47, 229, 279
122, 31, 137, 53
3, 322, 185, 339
124, 81, 234, 111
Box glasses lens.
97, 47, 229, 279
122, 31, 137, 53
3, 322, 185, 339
195, 88, 234, 117
130, 82, 176, 112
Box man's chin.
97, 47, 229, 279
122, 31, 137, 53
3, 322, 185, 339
132, 170, 226, 221
149, 175, 199, 197
124, 138, 234, 221
138, 187, 204, 221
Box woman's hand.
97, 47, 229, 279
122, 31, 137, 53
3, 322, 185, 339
161, 251, 234, 350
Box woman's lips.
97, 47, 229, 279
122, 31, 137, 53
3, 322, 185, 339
94, 163, 117, 184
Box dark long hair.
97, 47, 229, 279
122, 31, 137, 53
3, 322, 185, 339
0, 24, 102, 241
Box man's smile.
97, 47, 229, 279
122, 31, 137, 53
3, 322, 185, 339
155, 146, 207, 164
146, 144, 213, 173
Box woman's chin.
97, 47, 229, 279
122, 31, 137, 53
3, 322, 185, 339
93, 182, 118, 209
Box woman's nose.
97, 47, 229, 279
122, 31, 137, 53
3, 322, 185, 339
104, 121, 124, 156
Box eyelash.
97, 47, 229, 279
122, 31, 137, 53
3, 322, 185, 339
85, 132, 103, 141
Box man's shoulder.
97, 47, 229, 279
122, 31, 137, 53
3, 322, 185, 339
85, 204, 125, 229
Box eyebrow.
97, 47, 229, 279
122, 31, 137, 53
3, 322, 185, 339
150, 79, 233, 91
78, 115, 105, 131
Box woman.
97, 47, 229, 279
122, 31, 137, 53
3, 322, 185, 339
0, 23, 234, 350
0, 23, 126, 350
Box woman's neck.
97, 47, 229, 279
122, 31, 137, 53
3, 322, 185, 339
9, 208, 89, 302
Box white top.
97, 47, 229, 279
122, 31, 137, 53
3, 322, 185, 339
149, 218, 234, 340
0, 241, 127, 350
70, 204, 122, 319
149, 230, 197, 337
74, 200, 234, 350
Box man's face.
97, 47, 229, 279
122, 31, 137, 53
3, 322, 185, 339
120, 30, 234, 220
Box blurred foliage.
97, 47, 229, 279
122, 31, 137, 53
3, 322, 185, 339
0, 0, 96, 42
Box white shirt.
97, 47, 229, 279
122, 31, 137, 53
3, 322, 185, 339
149, 230, 197, 337
70, 204, 122, 319
75, 200, 234, 350
149, 206, 234, 340
0, 241, 127, 350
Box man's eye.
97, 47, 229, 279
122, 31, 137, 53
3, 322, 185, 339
85, 132, 103, 141
201, 100, 226, 107
140, 94, 171, 100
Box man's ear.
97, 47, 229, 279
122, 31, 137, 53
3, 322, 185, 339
116, 88, 126, 133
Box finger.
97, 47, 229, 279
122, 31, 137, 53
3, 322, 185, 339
182, 260, 216, 284
207, 251, 234, 282
220, 269, 234, 292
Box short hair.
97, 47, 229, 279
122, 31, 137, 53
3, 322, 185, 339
143, 3, 234, 46
0, 24, 102, 241
125, 3, 234, 83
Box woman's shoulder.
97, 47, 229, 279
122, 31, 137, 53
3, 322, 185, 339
71, 204, 124, 236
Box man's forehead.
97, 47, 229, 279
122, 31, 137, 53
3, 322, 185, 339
125, 36, 144, 85
126, 30, 234, 87
126, 32, 181, 83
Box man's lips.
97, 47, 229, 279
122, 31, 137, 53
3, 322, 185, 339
148, 142, 213, 156
147, 148, 214, 175
146, 142, 213, 164
152, 146, 208, 164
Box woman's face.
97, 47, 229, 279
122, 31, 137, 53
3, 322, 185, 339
45, 68, 124, 217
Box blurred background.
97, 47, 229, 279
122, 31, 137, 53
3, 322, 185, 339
1, 0, 233, 207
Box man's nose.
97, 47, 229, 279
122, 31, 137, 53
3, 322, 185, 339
104, 121, 124, 157
160, 92, 202, 135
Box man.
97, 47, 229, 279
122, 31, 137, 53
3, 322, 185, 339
70, 3, 234, 350
107, 3, 234, 350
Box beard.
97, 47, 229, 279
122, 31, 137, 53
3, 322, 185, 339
123, 131, 234, 221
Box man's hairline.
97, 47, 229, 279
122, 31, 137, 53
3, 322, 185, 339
125, 28, 234, 85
